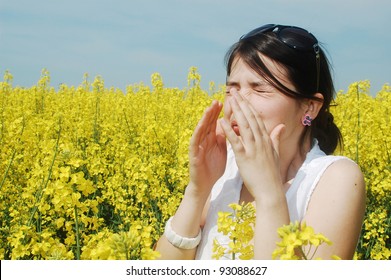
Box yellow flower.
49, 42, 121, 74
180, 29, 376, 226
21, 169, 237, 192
213, 202, 255, 260
0, 70, 389, 260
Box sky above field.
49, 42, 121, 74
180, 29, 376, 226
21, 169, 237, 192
0, 0, 390, 94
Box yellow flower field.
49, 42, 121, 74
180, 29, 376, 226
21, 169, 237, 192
0, 68, 389, 260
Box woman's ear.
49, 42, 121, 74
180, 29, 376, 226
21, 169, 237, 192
305, 93, 324, 119
301, 93, 324, 126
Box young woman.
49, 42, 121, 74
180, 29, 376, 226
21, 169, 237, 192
155, 24, 366, 259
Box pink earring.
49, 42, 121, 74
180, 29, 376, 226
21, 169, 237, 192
302, 114, 313, 126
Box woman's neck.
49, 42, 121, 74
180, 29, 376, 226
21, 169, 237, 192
279, 136, 312, 188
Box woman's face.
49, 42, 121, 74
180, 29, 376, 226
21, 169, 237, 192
224, 55, 305, 141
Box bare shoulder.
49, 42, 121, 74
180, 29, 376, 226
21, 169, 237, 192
304, 158, 366, 259
320, 158, 365, 193
310, 157, 366, 206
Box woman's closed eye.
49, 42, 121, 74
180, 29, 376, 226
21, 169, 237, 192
254, 87, 267, 93
252, 87, 273, 97
248, 81, 274, 95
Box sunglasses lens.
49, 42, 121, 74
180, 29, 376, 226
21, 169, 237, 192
278, 27, 317, 51
241, 24, 276, 39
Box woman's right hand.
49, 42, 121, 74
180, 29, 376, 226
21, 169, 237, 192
156, 101, 227, 260
187, 100, 227, 197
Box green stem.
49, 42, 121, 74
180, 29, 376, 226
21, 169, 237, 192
308, 244, 321, 260
299, 246, 308, 260
74, 205, 81, 260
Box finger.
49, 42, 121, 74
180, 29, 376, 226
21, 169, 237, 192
229, 92, 255, 142
220, 118, 244, 154
245, 98, 268, 138
231, 90, 263, 143
194, 101, 220, 137
269, 124, 285, 157
207, 101, 223, 136
190, 101, 222, 152
235, 90, 270, 137
190, 103, 214, 151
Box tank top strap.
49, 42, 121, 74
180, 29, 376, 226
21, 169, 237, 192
286, 141, 351, 221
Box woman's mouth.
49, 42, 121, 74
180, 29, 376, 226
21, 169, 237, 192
231, 120, 240, 136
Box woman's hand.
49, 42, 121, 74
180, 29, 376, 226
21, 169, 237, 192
156, 100, 226, 260
188, 100, 227, 197
220, 91, 285, 201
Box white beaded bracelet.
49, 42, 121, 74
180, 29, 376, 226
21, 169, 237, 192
164, 217, 202, 249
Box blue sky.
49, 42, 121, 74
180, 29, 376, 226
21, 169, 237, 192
0, 0, 390, 94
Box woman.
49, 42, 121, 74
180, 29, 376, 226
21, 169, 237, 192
155, 24, 366, 259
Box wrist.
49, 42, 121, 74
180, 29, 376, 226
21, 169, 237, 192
184, 181, 212, 202
170, 183, 210, 238
248, 179, 285, 204
164, 217, 202, 249
254, 191, 287, 212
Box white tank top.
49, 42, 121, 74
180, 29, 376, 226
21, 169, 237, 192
195, 140, 349, 259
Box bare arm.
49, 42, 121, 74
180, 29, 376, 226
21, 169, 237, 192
155, 184, 210, 259
302, 159, 366, 259
155, 101, 227, 259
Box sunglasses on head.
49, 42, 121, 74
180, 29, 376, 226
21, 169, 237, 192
240, 24, 320, 92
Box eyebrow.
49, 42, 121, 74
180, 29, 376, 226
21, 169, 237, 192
225, 80, 238, 87
226, 80, 270, 88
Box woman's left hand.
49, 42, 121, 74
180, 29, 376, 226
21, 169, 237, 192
220, 90, 285, 201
